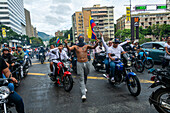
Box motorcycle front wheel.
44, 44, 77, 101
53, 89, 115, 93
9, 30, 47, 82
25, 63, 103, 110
63, 75, 73, 92
41, 57, 44, 64
127, 76, 141, 97
134, 60, 144, 73
152, 88, 170, 113
145, 59, 154, 69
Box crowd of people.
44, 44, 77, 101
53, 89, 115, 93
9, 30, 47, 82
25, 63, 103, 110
0, 35, 169, 112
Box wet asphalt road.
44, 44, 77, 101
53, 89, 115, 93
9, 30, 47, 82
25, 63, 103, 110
12, 58, 160, 113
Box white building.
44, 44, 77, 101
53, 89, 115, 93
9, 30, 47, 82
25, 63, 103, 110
0, 0, 26, 35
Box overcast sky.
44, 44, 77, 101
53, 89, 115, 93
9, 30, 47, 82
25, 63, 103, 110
24, 0, 167, 36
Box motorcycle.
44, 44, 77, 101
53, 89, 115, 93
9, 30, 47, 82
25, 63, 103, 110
138, 50, 154, 69
105, 53, 141, 97
148, 68, 170, 113
87, 49, 91, 61
49, 59, 73, 92
39, 53, 44, 64
92, 51, 106, 71
128, 51, 144, 73
0, 78, 14, 113
23, 55, 29, 77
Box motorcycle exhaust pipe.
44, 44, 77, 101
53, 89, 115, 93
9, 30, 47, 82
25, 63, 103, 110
161, 101, 170, 110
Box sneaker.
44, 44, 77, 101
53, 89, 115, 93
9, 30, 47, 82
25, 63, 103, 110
103, 74, 109, 79
85, 88, 87, 93
111, 77, 115, 82
82, 95, 86, 102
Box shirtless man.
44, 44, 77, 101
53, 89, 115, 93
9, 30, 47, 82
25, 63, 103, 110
64, 34, 99, 102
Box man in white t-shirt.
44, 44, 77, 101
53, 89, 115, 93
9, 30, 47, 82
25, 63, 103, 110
162, 36, 170, 68
108, 38, 126, 82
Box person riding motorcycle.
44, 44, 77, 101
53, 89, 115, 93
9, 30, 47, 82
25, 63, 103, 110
101, 33, 129, 77
13, 45, 24, 64
94, 41, 105, 58
0, 57, 25, 113
2, 48, 15, 69
162, 36, 170, 68
13, 45, 25, 78
50, 44, 71, 77
108, 38, 126, 82
121, 38, 132, 52
46, 44, 57, 72
39, 46, 46, 60
23, 48, 32, 66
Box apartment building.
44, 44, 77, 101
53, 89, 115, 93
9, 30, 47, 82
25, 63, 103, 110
72, 11, 83, 42
72, 4, 114, 42
116, 12, 170, 31
25, 8, 33, 37
82, 4, 114, 42
0, 0, 26, 34
167, 0, 170, 10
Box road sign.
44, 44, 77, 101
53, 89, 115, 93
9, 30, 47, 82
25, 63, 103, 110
2, 28, 6, 38
135, 6, 146, 10
126, 7, 131, 22
157, 5, 167, 9
134, 17, 139, 27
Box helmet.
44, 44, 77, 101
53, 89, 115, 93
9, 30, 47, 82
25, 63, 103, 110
12, 47, 15, 49
2, 48, 9, 52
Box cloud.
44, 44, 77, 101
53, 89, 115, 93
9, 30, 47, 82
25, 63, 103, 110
45, 15, 66, 26
50, 4, 72, 15
24, 0, 166, 36
52, 0, 71, 4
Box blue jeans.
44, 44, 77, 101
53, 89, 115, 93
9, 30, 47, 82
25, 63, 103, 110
2, 75, 25, 113
110, 61, 116, 78
104, 58, 110, 74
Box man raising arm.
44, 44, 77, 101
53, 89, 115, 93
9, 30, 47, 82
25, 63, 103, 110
64, 34, 99, 102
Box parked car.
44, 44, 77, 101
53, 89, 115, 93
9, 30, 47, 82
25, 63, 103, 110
140, 42, 166, 62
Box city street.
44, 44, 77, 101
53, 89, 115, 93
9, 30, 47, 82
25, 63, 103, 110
12, 58, 159, 113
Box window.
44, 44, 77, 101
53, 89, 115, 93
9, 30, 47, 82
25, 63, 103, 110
160, 17, 163, 20
141, 22, 144, 26
152, 44, 164, 50
164, 21, 167, 24
156, 21, 159, 24
109, 11, 113, 13
141, 43, 152, 49
149, 22, 152, 25
145, 18, 148, 21
79, 13, 81, 15
168, 17, 170, 20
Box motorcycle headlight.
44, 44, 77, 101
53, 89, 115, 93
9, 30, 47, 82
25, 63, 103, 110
40, 53, 43, 55
145, 52, 149, 56
25, 56, 28, 58
135, 52, 138, 57
64, 63, 69, 68
0, 86, 10, 99
127, 61, 132, 67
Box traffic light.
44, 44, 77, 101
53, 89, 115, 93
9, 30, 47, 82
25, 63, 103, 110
135, 6, 146, 10
157, 5, 167, 9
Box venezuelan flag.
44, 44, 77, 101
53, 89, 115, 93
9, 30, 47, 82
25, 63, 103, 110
56, 37, 60, 44
88, 16, 97, 40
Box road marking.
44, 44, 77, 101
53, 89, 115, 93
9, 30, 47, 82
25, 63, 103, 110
140, 79, 154, 84
27, 73, 154, 83
28, 73, 46, 76
32, 62, 49, 65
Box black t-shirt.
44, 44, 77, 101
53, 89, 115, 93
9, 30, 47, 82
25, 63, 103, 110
122, 43, 132, 52
0, 57, 8, 78
2, 53, 14, 64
